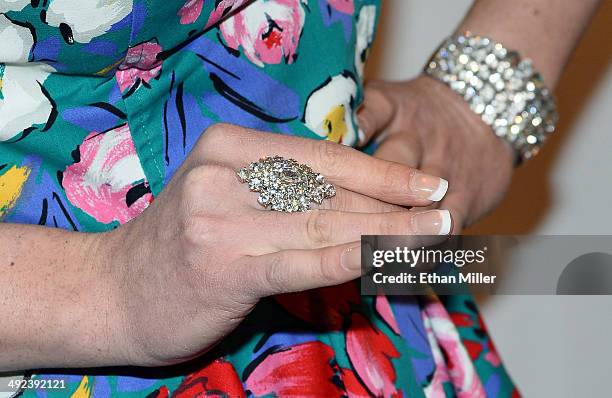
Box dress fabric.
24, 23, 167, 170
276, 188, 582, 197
0, 0, 519, 396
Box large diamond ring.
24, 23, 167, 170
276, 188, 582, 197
236, 156, 336, 212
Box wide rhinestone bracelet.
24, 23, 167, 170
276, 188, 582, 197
424, 32, 558, 163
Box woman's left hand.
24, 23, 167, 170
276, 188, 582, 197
358, 75, 516, 232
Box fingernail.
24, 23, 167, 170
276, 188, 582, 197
412, 210, 452, 235
357, 128, 367, 146
410, 173, 448, 201
341, 243, 370, 271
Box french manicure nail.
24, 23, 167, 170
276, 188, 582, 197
412, 210, 452, 235
410, 173, 449, 201
341, 243, 370, 272
357, 128, 367, 146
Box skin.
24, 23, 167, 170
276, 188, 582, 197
0, 0, 602, 370
1, 125, 450, 370
359, 0, 602, 231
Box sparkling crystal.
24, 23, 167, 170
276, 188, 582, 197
482, 112, 495, 124
469, 61, 480, 73
518, 59, 533, 76
493, 43, 507, 58
485, 53, 498, 68
451, 80, 466, 92
238, 156, 335, 212
481, 84, 495, 102
258, 194, 270, 207
473, 103, 486, 115
473, 49, 487, 62
464, 86, 476, 100
236, 168, 249, 182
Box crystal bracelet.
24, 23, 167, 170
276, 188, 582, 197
424, 32, 558, 163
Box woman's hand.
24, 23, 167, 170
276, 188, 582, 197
100, 123, 452, 367
358, 76, 516, 231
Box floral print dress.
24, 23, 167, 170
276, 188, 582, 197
0, 0, 519, 397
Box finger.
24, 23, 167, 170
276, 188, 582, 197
198, 124, 449, 206
373, 133, 423, 169
357, 81, 397, 145
318, 187, 405, 212
439, 192, 468, 234
244, 209, 452, 252
242, 185, 404, 213
238, 242, 364, 297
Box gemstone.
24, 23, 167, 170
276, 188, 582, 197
237, 156, 336, 212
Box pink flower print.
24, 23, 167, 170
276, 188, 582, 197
205, 0, 252, 29
116, 42, 163, 93
178, 0, 204, 25
375, 294, 401, 334
328, 0, 354, 15
62, 124, 153, 224
220, 0, 306, 67
421, 296, 487, 398
422, 310, 452, 398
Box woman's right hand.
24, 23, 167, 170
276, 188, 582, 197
101, 123, 452, 367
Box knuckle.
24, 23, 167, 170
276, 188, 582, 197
374, 214, 398, 235
314, 140, 349, 175
306, 210, 334, 245
180, 165, 236, 213
382, 162, 412, 195
326, 190, 349, 211
196, 123, 238, 155
316, 249, 342, 284
180, 214, 217, 249
203, 122, 231, 141
183, 165, 233, 195
263, 253, 288, 294
181, 166, 207, 201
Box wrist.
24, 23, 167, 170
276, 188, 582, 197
64, 230, 133, 366
414, 75, 516, 168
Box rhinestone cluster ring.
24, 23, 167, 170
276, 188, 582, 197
425, 32, 558, 163
236, 156, 336, 212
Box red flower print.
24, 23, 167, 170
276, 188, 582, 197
147, 386, 169, 398
146, 386, 169, 398
463, 340, 484, 361
171, 359, 245, 398
340, 368, 371, 398
244, 341, 344, 397
275, 282, 359, 330
346, 312, 401, 398
450, 312, 473, 328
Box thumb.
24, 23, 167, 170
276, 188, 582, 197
239, 242, 364, 297
357, 81, 396, 146
373, 132, 423, 169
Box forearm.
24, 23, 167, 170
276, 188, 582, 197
457, 0, 602, 87
0, 224, 123, 371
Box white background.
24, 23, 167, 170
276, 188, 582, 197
367, 1, 612, 396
